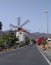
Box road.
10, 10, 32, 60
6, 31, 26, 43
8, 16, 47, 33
42, 49, 51, 62
0, 44, 49, 65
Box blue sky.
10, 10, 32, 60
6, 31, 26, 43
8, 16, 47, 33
0, 0, 51, 33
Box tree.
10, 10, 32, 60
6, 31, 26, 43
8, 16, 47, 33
9, 29, 14, 36
0, 22, 2, 30
37, 37, 46, 45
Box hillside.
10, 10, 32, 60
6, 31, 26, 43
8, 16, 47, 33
0, 30, 51, 39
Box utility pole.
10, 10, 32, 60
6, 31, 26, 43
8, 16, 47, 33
44, 12, 48, 39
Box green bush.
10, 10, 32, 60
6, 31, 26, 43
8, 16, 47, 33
0, 37, 4, 45
2, 34, 18, 48
0, 30, 19, 49
25, 37, 30, 45
41, 41, 47, 45
19, 42, 25, 47
31, 39, 36, 44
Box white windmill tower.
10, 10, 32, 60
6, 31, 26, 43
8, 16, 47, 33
10, 17, 30, 42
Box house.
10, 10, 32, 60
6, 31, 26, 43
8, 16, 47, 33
16, 28, 30, 42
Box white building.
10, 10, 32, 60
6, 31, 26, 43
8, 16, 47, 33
16, 28, 29, 43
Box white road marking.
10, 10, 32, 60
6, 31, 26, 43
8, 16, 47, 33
40, 50, 51, 65
37, 45, 51, 65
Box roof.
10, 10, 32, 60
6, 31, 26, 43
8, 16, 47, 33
16, 28, 30, 34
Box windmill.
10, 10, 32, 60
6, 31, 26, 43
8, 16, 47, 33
10, 17, 30, 42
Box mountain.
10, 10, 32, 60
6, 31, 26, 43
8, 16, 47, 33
0, 30, 51, 39
0, 31, 4, 37
29, 32, 51, 39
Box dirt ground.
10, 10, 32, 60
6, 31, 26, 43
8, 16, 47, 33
38, 43, 51, 51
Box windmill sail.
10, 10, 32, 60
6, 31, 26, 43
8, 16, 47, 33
20, 20, 29, 27
18, 17, 21, 27
10, 24, 18, 29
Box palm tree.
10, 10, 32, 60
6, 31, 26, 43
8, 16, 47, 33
0, 22, 2, 30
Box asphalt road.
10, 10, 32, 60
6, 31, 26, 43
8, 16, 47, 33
0, 44, 49, 65
42, 50, 51, 62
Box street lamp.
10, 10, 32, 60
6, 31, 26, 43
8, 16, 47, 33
44, 12, 48, 39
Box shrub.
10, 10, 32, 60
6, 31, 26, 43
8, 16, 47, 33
25, 37, 30, 45
41, 41, 47, 45
2, 34, 18, 48
19, 42, 25, 47
31, 39, 36, 44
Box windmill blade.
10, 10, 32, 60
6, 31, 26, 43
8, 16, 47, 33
22, 28, 30, 34
23, 28, 30, 32
20, 20, 29, 27
10, 24, 18, 29
18, 17, 21, 27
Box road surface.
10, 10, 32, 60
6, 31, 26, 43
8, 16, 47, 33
0, 45, 49, 65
